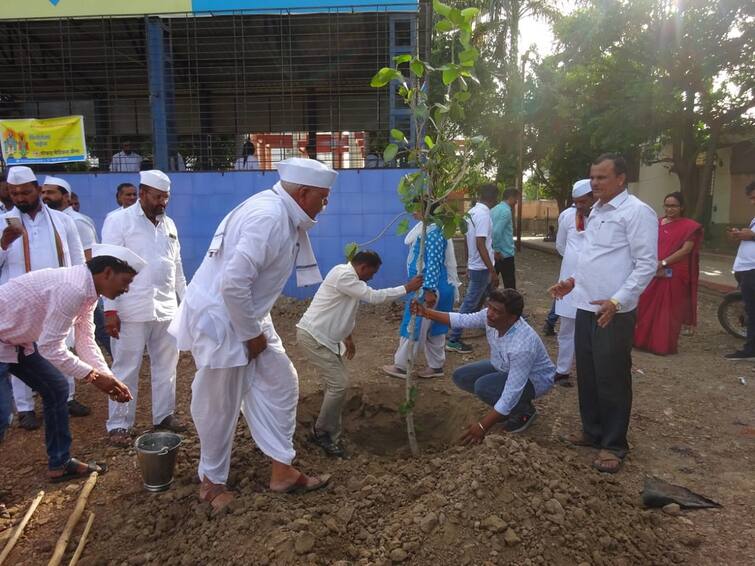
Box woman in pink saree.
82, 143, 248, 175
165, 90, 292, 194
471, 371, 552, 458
635, 192, 702, 355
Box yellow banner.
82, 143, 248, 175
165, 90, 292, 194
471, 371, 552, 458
0, 1, 192, 19
1, 116, 87, 165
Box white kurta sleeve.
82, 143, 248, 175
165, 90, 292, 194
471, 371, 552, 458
63, 215, 85, 266
101, 213, 127, 311
74, 218, 97, 252
333, 270, 406, 304
220, 214, 277, 341
555, 210, 568, 257
174, 235, 187, 301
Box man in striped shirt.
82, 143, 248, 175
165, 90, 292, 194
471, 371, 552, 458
0, 245, 139, 481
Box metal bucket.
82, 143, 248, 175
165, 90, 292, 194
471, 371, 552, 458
135, 431, 182, 492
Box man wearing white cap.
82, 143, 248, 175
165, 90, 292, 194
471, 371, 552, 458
0, 245, 139, 479
1, 166, 88, 429
101, 170, 187, 446
552, 179, 594, 387
41, 176, 98, 259
170, 157, 335, 510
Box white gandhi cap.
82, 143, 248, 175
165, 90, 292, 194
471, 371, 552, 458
572, 179, 592, 198
139, 170, 171, 193
276, 157, 338, 189
7, 166, 37, 186
91, 243, 147, 273
43, 176, 72, 194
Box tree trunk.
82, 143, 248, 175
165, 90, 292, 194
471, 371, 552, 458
694, 122, 721, 225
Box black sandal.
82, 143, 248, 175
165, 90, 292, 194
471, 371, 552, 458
49, 458, 107, 483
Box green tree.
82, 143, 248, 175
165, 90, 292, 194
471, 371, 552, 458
529, 0, 754, 220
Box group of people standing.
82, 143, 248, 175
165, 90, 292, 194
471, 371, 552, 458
2, 151, 753, 505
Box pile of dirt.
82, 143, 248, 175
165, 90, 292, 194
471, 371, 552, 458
76, 384, 689, 566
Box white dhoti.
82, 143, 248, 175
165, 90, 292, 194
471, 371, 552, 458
555, 316, 576, 375
12, 374, 75, 410
107, 320, 178, 431
191, 322, 298, 485
393, 318, 446, 370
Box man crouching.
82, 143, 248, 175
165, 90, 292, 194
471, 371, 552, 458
412, 288, 555, 443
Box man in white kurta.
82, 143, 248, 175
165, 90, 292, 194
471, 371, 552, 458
169, 157, 335, 510
41, 177, 98, 258
553, 180, 593, 387
297, 251, 422, 456
102, 170, 187, 446
0, 167, 87, 428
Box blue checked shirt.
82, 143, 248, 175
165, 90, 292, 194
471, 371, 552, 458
448, 312, 555, 415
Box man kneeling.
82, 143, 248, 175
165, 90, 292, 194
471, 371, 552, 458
412, 288, 555, 443
297, 250, 422, 456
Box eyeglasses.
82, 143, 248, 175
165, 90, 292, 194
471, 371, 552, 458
663, 204, 681, 208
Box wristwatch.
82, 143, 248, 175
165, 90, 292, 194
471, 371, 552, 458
609, 298, 622, 312
661, 260, 668, 267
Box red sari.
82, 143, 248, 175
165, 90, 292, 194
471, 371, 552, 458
634, 217, 702, 355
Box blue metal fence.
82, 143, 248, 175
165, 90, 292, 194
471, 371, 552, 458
57, 169, 412, 298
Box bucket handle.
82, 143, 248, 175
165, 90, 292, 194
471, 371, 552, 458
137, 433, 184, 455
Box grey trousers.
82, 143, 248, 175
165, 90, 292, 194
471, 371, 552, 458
296, 328, 348, 443
574, 308, 635, 458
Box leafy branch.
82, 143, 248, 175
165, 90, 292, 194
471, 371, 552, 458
367, 0, 486, 456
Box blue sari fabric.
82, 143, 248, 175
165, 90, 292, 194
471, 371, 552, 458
400, 226, 453, 339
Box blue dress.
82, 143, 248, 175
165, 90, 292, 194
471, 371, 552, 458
399, 226, 453, 339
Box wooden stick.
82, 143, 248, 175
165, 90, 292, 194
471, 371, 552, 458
0, 490, 45, 566
67, 512, 94, 566
48, 472, 98, 566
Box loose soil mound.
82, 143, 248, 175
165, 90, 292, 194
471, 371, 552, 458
72, 384, 686, 565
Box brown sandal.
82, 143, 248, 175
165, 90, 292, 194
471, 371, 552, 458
270, 472, 331, 494
199, 480, 235, 512
562, 432, 596, 447
592, 450, 623, 474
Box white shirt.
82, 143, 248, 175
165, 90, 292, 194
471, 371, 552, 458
465, 202, 494, 271
571, 190, 658, 313
554, 206, 587, 318
0, 203, 10, 213
297, 263, 406, 354
109, 151, 143, 172
0, 204, 85, 284
170, 187, 316, 369
733, 217, 755, 272
63, 206, 98, 251
234, 156, 259, 170
102, 203, 186, 322
448, 313, 555, 415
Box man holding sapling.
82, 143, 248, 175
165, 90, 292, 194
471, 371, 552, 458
412, 288, 555, 442
297, 250, 422, 457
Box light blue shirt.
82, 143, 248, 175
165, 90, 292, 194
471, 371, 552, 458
491, 202, 515, 258
448, 312, 555, 414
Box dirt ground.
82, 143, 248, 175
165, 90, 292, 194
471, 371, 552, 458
1, 248, 754, 565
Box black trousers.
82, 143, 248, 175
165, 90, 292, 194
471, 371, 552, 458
735, 269, 755, 353
495, 256, 516, 289
575, 308, 635, 458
